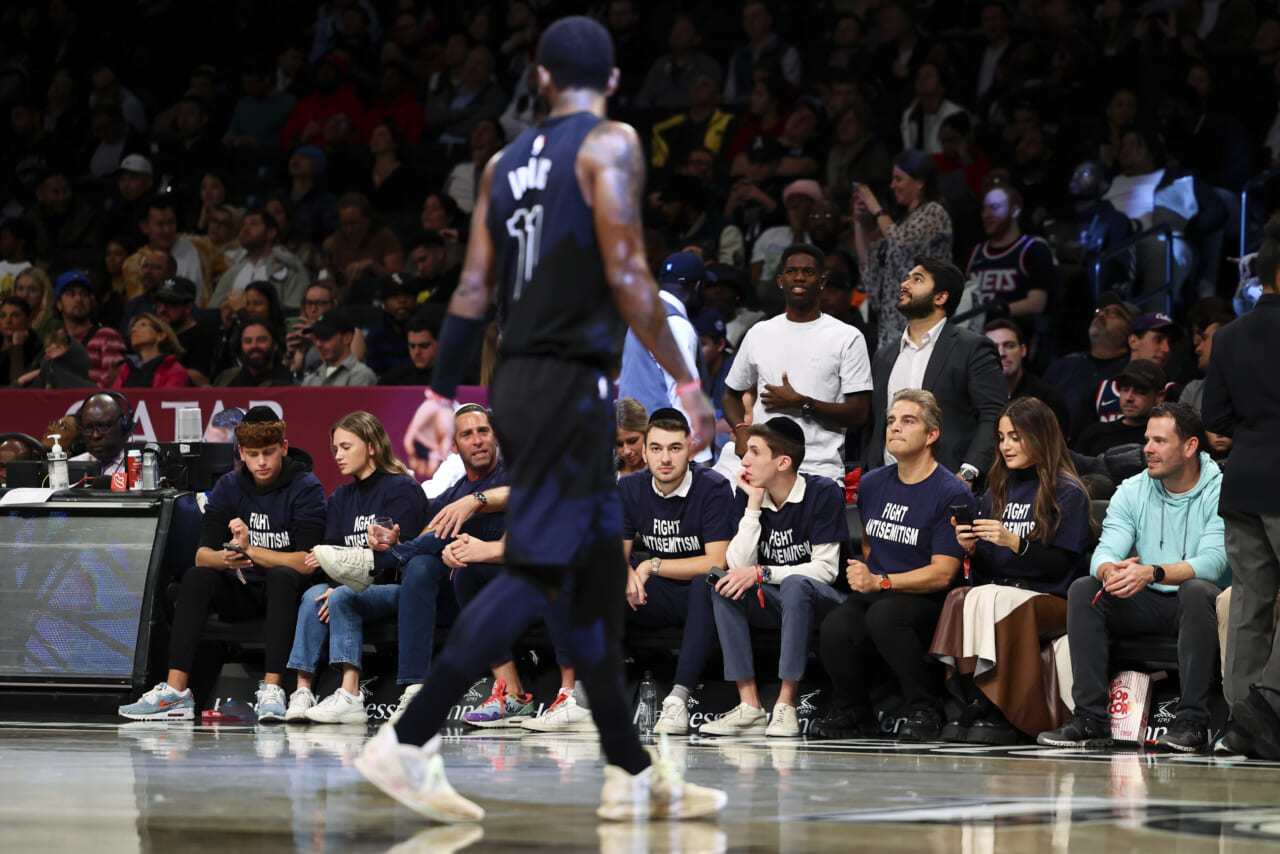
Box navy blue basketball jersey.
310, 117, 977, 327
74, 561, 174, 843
487, 112, 626, 367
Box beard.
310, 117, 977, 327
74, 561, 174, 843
244, 347, 277, 371
897, 290, 936, 320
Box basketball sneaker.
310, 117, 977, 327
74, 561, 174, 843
597, 746, 728, 820
355, 724, 484, 823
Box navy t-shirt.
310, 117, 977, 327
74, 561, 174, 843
734, 473, 850, 567
620, 466, 736, 559
323, 470, 430, 548
975, 470, 1090, 597
431, 460, 509, 543
858, 464, 973, 576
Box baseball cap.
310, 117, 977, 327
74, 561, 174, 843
746, 135, 783, 163
1097, 291, 1140, 321
119, 154, 153, 176
783, 179, 824, 205
310, 310, 355, 337
55, 270, 93, 297
295, 145, 328, 176
381, 273, 417, 300
693, 307, 727, 340
1114, 359, 1166, 392
658, 251, 705, 286
1129, 311, 1181, 339
705, 262, 748, 299
154, 276, 197, 304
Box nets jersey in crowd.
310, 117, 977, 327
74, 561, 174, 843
487, 112, 626, 367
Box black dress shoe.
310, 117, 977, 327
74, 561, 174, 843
898, 707, 943, 742
1233, 687, 1280, 760
810, 706, 880, 739
941, 698, 984, 742
967, 713, 1025, 745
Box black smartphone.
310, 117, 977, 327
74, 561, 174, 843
949, 504, 974, 527
706, 565, 728, 586
222, 541, 246, 554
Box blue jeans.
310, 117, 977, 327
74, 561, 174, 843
287, 582, 400, 675
713, 574, 846, 682
626, 576, 717, 688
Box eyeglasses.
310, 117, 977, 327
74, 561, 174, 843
81, 422, 117, 437
303, 299, 332, 309
1094, 306, 1130, 321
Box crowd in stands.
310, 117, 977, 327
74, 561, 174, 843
2, 0, 1280, 758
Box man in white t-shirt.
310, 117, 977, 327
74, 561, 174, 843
722, 243, 872, 484
1103, 127, 1165, 229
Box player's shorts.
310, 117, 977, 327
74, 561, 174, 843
489, 355, 623, 578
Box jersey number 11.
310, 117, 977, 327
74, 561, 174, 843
505, 205, 544, 301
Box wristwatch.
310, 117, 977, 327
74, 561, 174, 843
958, 464, 980, 483
650, 557, 662, 577
880, 573, 892, 590
761, 566, 772, 583
801, 397, 816, 417
472, 491, 487, 506
1152, 565, 1166, 584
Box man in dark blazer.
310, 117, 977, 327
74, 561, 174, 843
1203, 216, 1280, 760
864, 255, 1007, 487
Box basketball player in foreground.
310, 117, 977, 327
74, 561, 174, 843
353, 16, 726, 822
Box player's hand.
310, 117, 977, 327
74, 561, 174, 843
678, 384, 716, 455
715, 565, 759, 601
846, 558, 879, 594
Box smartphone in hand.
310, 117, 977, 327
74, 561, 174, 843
949, 504, 974, 527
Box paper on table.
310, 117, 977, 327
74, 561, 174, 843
0, 488, 55, 506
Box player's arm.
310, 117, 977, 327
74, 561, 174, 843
431, 155, 500, 398
583, 121, 714, 445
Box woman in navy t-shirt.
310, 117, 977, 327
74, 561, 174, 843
284, 411, 427, 724
930, 397, 1091, 744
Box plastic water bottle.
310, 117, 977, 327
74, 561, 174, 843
46, 434, 69, 490
637, 671, 658, 732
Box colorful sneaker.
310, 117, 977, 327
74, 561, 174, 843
306, 687, 368, 724
389, 683, 422, 725
653, 696, 690, 735
118, 682, 195, 721
521, 689, 597, 733
355, 724, 484, 823
313, 545, 374, 592
284, 687, 317, 722
256, 682, 288, 723
462, 679, 535, 728
597, 746, 727, 820
698, 702, 766, 737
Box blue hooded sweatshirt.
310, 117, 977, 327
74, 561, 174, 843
1090, 452, 1230, 590
199, 446, 327, 581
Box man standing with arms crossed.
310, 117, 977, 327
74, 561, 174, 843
354, 16, 725, 823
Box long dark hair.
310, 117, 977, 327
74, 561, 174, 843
985, 397, 1086, 544
892, 149, 942, 207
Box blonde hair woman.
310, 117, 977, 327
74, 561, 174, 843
12, 268, 59, 340
112, 313, 191, 388
285, 411, 429, 724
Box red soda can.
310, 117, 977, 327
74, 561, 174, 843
127, 450, 142, 489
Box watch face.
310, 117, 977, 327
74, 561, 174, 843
880, 575, 891, 589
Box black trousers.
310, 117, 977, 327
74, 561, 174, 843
168, 566, 310, 676
1066, 574, 1220, 725
819, 590, 947, 712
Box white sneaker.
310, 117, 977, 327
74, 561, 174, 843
306, 688, 368, 724
521, 690, 597, 732
256, 682, 288, 722
313, 545, 375, 592
355, 724, 485, 823
653, 696, 690, 735
597, 823, 726, 854
698, 702, 766, 736
284, 687, 317, 722
765, 702, 800, 737
389, 683, 422, 725
597, 747, 727, 820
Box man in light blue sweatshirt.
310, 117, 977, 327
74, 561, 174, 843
1039, 402, 1229, 754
